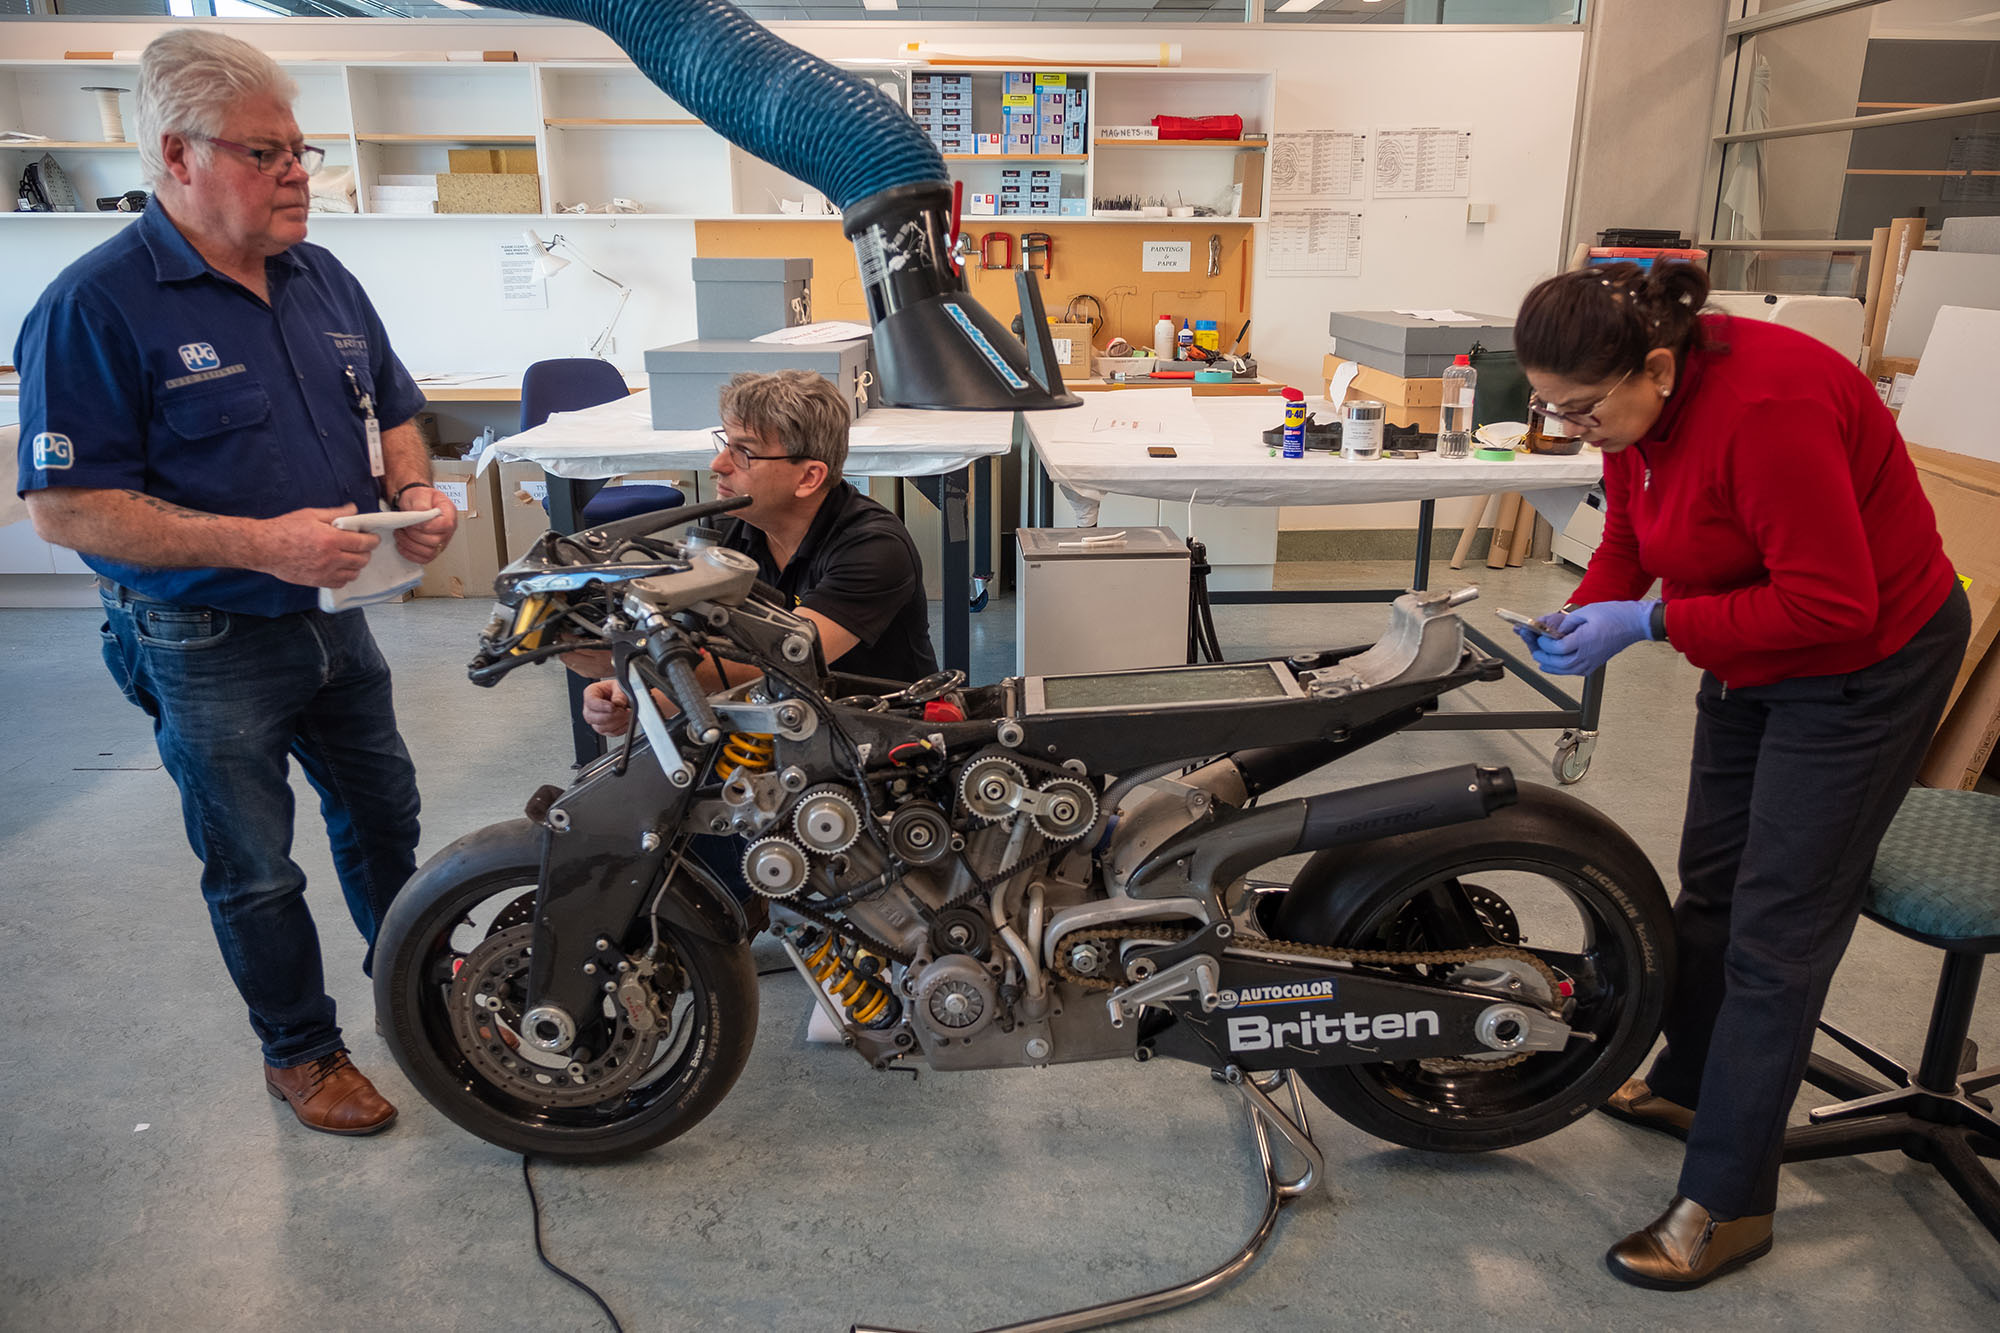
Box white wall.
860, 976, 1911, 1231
4, 18, 1586, 530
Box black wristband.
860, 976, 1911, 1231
390, 480, 431, 509
1649, 600, 1669, 643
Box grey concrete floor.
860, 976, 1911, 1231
2, 557, 1997, 1331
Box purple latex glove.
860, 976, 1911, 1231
1511, 609, 1573, 655
1529, 599, 1659, 676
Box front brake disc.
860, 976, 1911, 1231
448, 925, 660, 1108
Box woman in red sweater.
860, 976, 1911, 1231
1512, 262, 1968, 1290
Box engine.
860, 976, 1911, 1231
685, 726, 1210, 1071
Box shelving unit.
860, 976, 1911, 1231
3, 57, 1273, 225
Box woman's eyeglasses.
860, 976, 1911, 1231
200, 136, 326, 178
1531, 368, 1634, 430
709, 428, 797, 469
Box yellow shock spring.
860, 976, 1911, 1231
803, 932, 895, 1027
713, 731, 775, 781
509, 594, 551, 653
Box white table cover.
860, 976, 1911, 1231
1023, 392, 1603, 529
480, 390, 1017, 480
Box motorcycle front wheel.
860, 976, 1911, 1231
1274, 784, 1673, 1153
375, 845, 758, 1161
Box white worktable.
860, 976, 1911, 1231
483, 389, 1016, 479
1021, 392, 1602, 530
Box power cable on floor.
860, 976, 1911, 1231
522, 1155, 624, 1333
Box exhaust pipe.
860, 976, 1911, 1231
1130, 765, 1518, 896
464, 0, 1079, 412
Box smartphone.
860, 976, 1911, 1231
1494, 607, 1539, 627
1148, 446, 1178, 458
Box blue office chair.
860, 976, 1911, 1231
520, 357, 683, 526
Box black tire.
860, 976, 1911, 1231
375, 839, 758, 1161
1273, 783, 1673, 1153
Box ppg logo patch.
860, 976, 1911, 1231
32, 432, 74, 470
178, 342, 221, 372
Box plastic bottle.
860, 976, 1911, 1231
1438, 353, 1476, 459
1194, 319, 1219, 357
1280, 387, 1306, 458
1154, 314, 1175, 362
1177, 319, 1194, 362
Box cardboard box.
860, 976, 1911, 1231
1322, 353, 1445, 432
1044, 321, 1092, 380
496, 461, 554, 565
417, 459, 505, 598
1906, 444, 2000, 788
435, 172, 540, 214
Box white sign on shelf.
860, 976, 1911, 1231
497, 242, 546, 311
1372, 127, 1473, 198
1141, 241, 1193, 273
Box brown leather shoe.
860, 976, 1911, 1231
1602, 1076, 1695, 1139
265, 1050, 397, 1136
1606, 1196, 1773, 1291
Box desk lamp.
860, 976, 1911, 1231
523, 229, 634, 360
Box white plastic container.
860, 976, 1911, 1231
1154, 316, 1176, 361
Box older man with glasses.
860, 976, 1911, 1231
14, 30, 458, 1137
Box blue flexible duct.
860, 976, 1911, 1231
476, 0, 1077, 410
470, 0, 944, 208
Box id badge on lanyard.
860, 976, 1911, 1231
346, 364, 384, 477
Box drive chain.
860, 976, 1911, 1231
1050, 926, 1566, 1073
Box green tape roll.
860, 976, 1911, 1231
1473, 447, 1517, 462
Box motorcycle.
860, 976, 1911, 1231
375, 493, 1672, 1196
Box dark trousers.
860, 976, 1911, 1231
1646, 583, 1970, 1218
99, 584, 422, 1067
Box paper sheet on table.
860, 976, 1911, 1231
751, 321, 873, 346
1390, 308, 1474, 323
1024, 388, 1212, 449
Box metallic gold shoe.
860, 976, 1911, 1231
1606, 1196, 1773, 1291
1602, 1076, 1695, 1139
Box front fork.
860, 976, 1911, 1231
521, 741, 747, 1032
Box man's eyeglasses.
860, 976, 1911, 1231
1530, 367, 1634, 431
710, 428, 797, 469
200, 136, 325, 178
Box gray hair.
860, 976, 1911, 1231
135, 29, 297, 190
718, 370, 851, 485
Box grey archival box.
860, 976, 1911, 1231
691, 257, 813, 341
642, 336, 876, 430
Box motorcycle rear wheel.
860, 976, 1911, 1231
1274, 784, 1673, 1153
376, 857, 757, 1161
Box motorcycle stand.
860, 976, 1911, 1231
850, 1066, 1323, 1333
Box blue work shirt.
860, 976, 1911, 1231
13, 204, 425, 617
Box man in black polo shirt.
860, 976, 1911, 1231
581, 369, 936, 733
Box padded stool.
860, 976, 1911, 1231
1783, 787, 2000, 1240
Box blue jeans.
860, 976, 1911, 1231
99, 584, 421, 1068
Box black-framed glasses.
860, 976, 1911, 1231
709, 428, 797, 469
1530, 368, 1633, 431
200, 136, 325, 178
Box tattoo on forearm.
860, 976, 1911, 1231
122, 490, 221, 522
